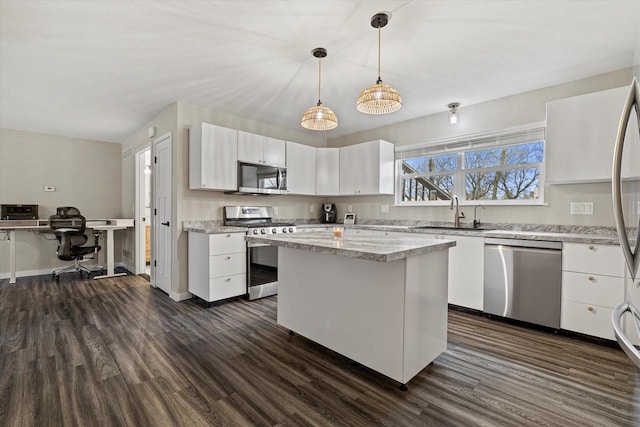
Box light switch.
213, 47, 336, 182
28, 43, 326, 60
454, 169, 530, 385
381, 204, 389, 213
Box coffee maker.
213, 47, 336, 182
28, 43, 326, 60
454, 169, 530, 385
321, 203, 337, 223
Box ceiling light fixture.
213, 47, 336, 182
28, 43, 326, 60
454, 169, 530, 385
448, 102, 460, 124
301, 48, 338, 131
356, 13, 402, 115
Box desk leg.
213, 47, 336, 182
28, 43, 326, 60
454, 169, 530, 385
9, 230, 16, 284
94, 228, 126, 280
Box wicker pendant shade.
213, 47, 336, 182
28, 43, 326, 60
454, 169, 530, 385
301, 48, 338, 131
356, 13, 402, 115
356, 81, 402, 114
301, 103, 338, 131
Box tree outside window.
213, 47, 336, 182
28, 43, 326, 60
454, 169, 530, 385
398, 140, 544, 205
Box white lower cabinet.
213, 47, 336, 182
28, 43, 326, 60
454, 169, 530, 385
441, 235, 484, 310
561, 243, 625, 340
188, 232, 247, 302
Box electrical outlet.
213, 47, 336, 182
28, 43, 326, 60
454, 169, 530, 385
381, 204, 389, 213
570, 202, 593, 215
273, 206, 279, 214
347, 205, 353, 212
310, 204, 315, 213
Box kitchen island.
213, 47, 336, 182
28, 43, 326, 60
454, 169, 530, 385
245, 230, 455, 389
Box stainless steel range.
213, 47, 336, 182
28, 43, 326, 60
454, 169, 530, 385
223, 206, 296, 300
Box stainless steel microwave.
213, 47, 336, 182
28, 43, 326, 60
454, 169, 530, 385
231, 162, 287, 195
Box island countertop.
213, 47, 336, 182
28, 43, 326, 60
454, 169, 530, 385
245, 231, 456, 262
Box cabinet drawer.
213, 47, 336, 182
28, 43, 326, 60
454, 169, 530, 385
562, 271, 624, 308
209, 253, 246, 277
209, 274, 246, 301
562, 243, 624, 277
208, 233, 246, 255
561, 300, 614, 340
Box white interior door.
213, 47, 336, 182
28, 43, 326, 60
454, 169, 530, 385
154, 133, 172, 294
135, 145, 151, 276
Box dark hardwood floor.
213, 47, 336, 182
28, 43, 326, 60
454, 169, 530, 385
1, 273, 639, 426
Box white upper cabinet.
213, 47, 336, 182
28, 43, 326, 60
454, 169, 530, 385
263, 136, 287, 166
339, 140, 394, 195
238, 131, 286, 167
189, 123, 238, 191
546, 86, 640, 184
286, 141, 316, 195
316, 148, 340, 195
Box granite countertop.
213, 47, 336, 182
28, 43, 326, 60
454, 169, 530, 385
183, 220, 633, 246
183, 221, 245, 234
295, 223, 628, 245
245, 231, 456, 262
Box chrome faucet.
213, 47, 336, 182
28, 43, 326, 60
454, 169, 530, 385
473, 205, 486, 229
450, 195, 465, 228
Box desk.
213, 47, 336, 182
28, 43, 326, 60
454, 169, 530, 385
0, 219, 134, 283
90, 223, 131, 280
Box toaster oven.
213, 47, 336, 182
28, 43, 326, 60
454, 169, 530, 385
0, 204, 39, 220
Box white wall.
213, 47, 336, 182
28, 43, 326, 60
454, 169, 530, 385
0, 128, 122, 277
327, 68, 637, 226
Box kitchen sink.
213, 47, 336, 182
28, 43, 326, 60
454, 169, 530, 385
410, 225, 493, 231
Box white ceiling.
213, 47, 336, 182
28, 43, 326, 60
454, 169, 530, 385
1, 1, 640, 143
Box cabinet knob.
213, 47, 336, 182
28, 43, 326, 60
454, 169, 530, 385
226, 234, 231, 237
588, 245, 595, 250
226, 256, 232, 260
225, 277, 231, 282
588, 276, 595, 281
587, 306, 594, 312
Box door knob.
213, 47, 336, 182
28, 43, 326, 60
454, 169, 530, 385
161, 221, 170, 226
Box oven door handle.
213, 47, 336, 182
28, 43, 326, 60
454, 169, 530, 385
248, 241, 271, 248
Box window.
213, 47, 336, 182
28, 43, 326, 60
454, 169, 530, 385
396, 127, 545, 206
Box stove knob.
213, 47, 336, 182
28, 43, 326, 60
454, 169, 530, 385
272, 228, 277, 234
260, 229, 266, 235
289, 227, 294, 233
253, 229, 259, 235
282, 228, 287, 233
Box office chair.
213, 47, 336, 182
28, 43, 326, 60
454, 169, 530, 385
49, 207, 101, 280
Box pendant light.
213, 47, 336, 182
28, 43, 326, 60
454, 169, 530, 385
356, 13, 402, 115
301, 48, 338, 131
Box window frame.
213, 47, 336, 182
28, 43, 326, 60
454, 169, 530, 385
395, 126, 546, 207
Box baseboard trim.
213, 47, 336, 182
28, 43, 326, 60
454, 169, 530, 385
1, 262, 134, 281
0, 267, 64, 280
170, 291, 192, 302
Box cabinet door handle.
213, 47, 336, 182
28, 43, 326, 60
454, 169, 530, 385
161, 221, 170, 226
587, 306, 594, 312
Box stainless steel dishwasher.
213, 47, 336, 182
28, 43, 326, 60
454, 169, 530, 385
483, 238, 562, 329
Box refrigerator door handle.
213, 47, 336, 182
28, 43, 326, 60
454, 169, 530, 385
612, 77, 640, 282
613, 301, 640, 369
